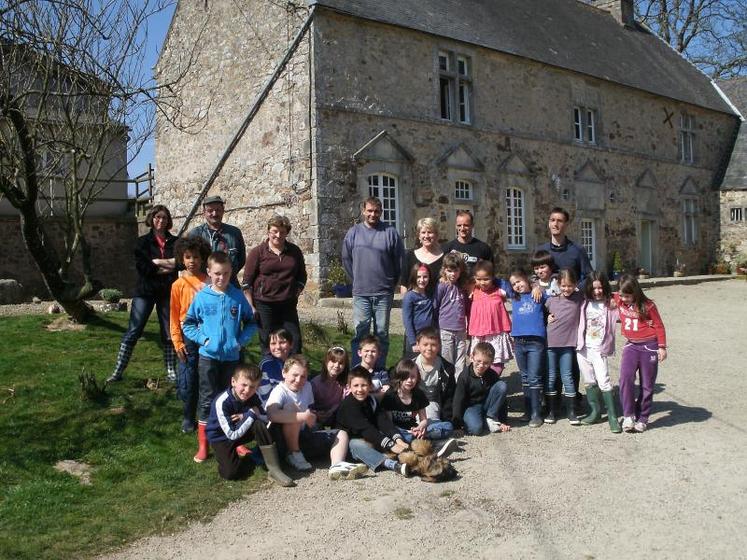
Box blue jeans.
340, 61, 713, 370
514, 336, 545, 390
121, 294, 171, 346
177, 338, 199, 423
462, 380, 509, 435
348, 438, 388, 471
396, 420, 454, 442
546, 347, 577, 396
351, 294, 394, 369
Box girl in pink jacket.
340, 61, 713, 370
576, 271, 621, 433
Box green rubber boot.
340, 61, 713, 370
601, 390, 622, 433
581, 385, 602, 425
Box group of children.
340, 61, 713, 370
168, 236, 667, 486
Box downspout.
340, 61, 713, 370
177, 4, 317, 236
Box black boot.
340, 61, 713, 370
529, 388, 543, 428
544, 393, 557, 424
519, 385, 531, 422
564, 395, 581, 426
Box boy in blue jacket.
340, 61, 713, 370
183, 252, 257, 463
207, 364, 294, 486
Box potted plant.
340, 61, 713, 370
673, 258, 686, 277
327, 259, 352, 298
99, 288, 125, 312
611, 251, 623, 280
637, 267, 650, 280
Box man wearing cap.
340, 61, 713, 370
189, 196, 246, 288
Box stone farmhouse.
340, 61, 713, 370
717, 78, 747, 269
155, 0, 741, 296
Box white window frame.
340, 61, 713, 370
505, 187, 526, 250
730, 207, 744, 222
573, 105, 597, 145
438, 50, 472, 125
454, 179, 473, 201
367, 173, 400, 231
682, 198, 697, 245
679, 113, 695, 164
580, 218, 597, 269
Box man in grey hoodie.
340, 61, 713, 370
342, 197, 404, 369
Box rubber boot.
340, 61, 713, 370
582, 385, 602, 425
564, 395, 581, 425
602, 390, 622, 433
543, 394, 556, 424
519, 385, 531, 422
259, 444, 296, 487
528, 387, 543, 428
193, 422, 209, 463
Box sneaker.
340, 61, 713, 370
286, 451, 312, 471
543, 410, 556, 424
328, 463, 350, 480
338, 461, 369, 477
106, 373, 122, 383
622, 416, 636, 433
528, 416, 544, 428
633, 421, 647, 433
395, 462, 409, 477
436, 438, 458, 458
486, 418, 502, 433
181, 419, 196, 434
166, 371, 177, 383
328, 462, 367, 480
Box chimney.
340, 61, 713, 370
594, 0, 636, 27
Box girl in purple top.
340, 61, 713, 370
544, 268, 585, 425
433, 253, 469, 381
576, 272, 621, 433
311, 347, 349, 427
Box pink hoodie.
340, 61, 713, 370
576, 300, 619, 357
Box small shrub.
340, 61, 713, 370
99, 289, 123, 303
327, 259, 349, 286
336, 310, 349, 335
79, 369, 107, 403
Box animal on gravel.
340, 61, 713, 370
391, 439, 458, 483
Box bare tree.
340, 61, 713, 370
0, 0, 201, 321
636, 0, 747, 78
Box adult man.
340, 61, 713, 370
535, 207, 592, 288
189, 195, 246, 288
442, 210, 494, 276
341, 197, 403, 369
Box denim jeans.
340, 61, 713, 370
177, 338, 199, 423
348, 438, 387, 471
514, 336, 545, 389
546, 347, 577, 396
396, 420, 454, 443
197, 357, 237, 422
121, 294, 171, 346
462, 380, 509, 435
351, 293, 394, 369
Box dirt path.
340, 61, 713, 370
103, 281, 747, 560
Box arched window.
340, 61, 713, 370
505, 187, 525, 249
367, 173, 399, 230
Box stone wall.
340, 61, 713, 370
154, 1, 316, 294
720, 191, 747, 268
0, 216, 138, 299
312, 11, 738, 279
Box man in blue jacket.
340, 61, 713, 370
341, 197, 404, 369
535, 207, 592, 289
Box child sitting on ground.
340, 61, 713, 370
311, 346, 349, 427
257, 328, 293, 408
206, 364, 294, 486
265, 355, 338, 472
413, 327, 456, 425
356, 334, 390, 393
335, 367, 410, 477
452, 343, 510, 435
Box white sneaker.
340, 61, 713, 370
328, 462, 367, 480
338, 461, 368, 477
486, 418, 502, 433
436, 438, 458, 458
622, 416, 636, 433
286, 451, 312, 471
633, 421, 647, 433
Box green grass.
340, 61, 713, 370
0, 312, 402, 559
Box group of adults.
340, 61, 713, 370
108, 195, 307, 382
342, 196, 592, 370
109, 191, 590, 385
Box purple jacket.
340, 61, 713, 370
576, 300, 619, 357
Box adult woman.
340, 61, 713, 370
108, 205, 178, 382
243, 214, 307, 355
400, 217, 444, 297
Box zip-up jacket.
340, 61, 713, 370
612, 293, 667, 347
206, 388, 261, 444
576, 300, 619, 356
335, 394, 402, 451
183, 284, 257, 361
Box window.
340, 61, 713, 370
580, 219, 596, 269
505, 187, 525, 249
679, 113, 695, 164
730, 207, 744, 222
454, 180, 473, 201
368, 173, 399, 230
682, 198, 697, 245
438, 50, 472, 124
573, 106, 597, 144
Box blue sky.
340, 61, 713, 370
127, 3, 176, 195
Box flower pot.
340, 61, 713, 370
332, 284, 352, 298
673, 271, 685, 277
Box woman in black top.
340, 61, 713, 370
107, 205, 178, 382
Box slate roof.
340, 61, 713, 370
309, 0, 736, 116
717, 78, 747, 191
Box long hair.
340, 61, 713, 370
584, 270, 611, 304
439, 252, 468, 290
618, 274, 651, 319
145, 204, 173, 231
390, 359, 420, 392
320, 346, 350, 386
